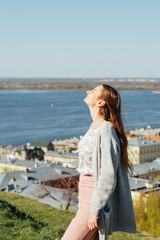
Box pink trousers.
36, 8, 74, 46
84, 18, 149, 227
61, 174, 96, 240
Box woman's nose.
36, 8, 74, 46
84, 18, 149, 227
87, 90, 90, 94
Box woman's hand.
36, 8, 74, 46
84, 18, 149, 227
88, 212, 98, 230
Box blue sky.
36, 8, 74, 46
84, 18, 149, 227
0, 0, 160, 78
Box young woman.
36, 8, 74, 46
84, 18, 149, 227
62, 84, 137, 240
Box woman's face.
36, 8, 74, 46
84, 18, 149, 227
84, 85, 104, 107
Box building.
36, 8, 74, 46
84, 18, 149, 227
62, 161, 79, 170
0, 144, 20, 158
52, 137, 79, 152
32, 140, 54, 153
14, 149, 26, 160
13, 141, 55, 161
129, 177, 160, 201
129, 125, 160, 137
0, 158, 36, 173
128, 138, 160, 164
131, 158, 160, 180
44, 151, 79, 163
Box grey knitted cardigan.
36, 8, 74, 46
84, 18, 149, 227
90, 121, 137, 240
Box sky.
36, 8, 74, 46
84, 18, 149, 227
0, 0, 160, 78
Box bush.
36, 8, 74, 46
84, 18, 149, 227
134, 193, 160, 237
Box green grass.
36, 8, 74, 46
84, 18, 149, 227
0, 191, 159, 240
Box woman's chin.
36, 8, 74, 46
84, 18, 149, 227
84, 98, 88, 104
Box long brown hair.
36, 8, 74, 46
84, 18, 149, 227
99, 84, 132, 174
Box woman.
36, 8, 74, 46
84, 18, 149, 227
62, 84, 137, 240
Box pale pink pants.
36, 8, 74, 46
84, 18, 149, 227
61, 174, 96, 240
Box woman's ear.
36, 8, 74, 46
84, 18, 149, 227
97, 100, 105, 107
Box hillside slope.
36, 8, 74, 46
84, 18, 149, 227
0, 191, 159, 240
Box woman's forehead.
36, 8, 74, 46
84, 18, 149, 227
95, 85, 103, 91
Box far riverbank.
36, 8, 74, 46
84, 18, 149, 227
0, 77, 160, 91
1, 84, 160, 91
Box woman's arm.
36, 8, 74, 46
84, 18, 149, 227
90, 125, 120, 217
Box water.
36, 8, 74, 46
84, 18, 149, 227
0, 90, 160, 146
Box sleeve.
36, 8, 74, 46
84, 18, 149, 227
90, 125, 120, 216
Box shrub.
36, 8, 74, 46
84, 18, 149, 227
134, 193, 160, 237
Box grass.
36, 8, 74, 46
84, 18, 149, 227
0, 191, 159, 240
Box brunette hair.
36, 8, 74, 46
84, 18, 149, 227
99, 84, 132, 174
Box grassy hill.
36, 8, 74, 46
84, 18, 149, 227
0, 191, 159, 240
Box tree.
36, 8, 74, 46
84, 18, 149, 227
134, 192, 160, 237
33, 174, 78, 210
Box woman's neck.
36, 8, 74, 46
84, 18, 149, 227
89, 106, 105, 128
